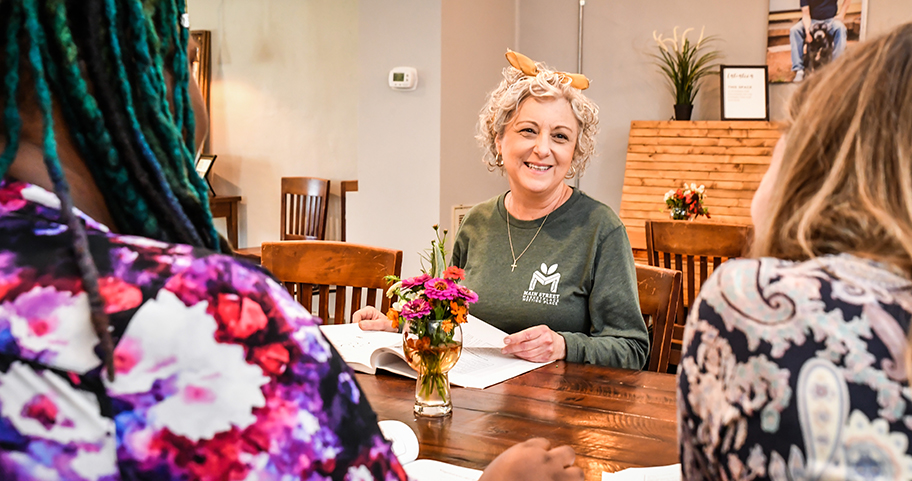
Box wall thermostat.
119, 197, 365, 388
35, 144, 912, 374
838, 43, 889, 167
388, 67, 418, 91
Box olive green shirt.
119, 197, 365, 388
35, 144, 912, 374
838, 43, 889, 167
451, 189, 648, 369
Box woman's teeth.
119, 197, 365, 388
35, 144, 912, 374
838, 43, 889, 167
525, 163, 550, 172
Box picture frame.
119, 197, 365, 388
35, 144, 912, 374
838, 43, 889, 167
189, 30, 211, 114
766, 0, 867, 83
195, 154, 217, 196
720, 65, 770, 121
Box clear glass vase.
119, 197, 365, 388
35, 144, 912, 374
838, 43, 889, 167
402, 319, 463, 417
670, 207, 692, 220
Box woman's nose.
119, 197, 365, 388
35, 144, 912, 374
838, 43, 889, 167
533, 133, 551, 158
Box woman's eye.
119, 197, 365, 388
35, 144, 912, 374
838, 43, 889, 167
554, 133, 568, 141
520, 128, 536, 134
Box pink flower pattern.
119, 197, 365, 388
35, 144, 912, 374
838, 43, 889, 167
0, 179, 408, 481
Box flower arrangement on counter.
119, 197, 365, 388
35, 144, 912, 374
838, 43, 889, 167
665, 183, 711, 220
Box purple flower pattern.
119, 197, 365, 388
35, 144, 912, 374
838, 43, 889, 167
0, 179, 408, 481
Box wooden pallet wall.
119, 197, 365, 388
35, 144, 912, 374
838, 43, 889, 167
621, 120, 782, 251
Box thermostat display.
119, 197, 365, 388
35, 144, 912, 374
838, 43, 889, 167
388, 67, 417, 91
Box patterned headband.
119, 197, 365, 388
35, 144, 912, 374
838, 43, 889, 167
505, 49, 590, 90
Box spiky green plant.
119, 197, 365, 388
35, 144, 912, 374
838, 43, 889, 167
652, 27, 721, 105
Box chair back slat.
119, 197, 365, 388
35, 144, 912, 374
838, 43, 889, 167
636, 264, 683, 373
340, 180, 359, 242
280, 177, 330, 241
262, 241, 403, 325
645, 220, 753, 369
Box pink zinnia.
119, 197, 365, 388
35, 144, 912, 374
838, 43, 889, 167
424, 278, 457, 300
401, 274, 431, 290
457, 285, 478, 304
401, 298, 432, 320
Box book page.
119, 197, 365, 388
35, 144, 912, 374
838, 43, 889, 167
320, 316, 551, 389
404, 459, 483, 481
602, 464, 681, 481
319, 323, 402, 374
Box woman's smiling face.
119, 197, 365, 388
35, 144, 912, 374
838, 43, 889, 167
496, 97, 578, 199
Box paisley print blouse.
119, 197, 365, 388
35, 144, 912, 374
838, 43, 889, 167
0, 179, 408, 480
678, 255, 912, 480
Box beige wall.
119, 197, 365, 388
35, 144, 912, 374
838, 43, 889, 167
514, 0, 912, 212
347, 0, 442, 276
189, 0, 912, 262
187, 0, 358, 248
439, 0, 517, 249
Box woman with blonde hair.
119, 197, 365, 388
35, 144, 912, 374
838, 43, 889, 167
357, 51, 647, 369
678, 22, 912, 479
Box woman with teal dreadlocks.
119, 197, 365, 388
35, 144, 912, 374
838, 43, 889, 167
0, 1, 584, 480
0, 0, 415, 478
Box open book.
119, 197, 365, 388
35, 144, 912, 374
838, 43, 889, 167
319, 315, 551, 389
379, 420, 482, 481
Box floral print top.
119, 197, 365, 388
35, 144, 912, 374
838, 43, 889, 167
678, 254, 912, 480
0, 179, 408, 480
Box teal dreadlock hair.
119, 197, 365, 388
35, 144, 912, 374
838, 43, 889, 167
0, 0, 227, 380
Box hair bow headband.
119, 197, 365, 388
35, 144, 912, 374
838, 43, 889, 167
505, 49, 590, 90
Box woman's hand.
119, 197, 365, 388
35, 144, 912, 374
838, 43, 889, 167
502, 325, 566, 362
479, 438, 583, 481
352, 306, 398, 332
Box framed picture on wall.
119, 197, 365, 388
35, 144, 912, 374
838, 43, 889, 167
766, 0, 868, 83
195, 154, 217, 196
720, 66, 770, 121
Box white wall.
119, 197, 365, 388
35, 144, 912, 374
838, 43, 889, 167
512, 0, 912, 212
189, 0, 912, 267
347, 0, 442, 276
187, 0, 358, 248
439, 0, 517, 250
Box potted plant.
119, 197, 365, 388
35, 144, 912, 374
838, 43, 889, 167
652, 27, 720, 121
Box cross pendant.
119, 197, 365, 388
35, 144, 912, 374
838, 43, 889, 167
510, 262, 518, 272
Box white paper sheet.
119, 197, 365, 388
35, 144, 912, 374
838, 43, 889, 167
602, 464, 681, 481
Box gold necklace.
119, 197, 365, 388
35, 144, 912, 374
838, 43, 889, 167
507, 210, 549, 272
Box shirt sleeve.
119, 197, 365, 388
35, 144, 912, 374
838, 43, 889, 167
560, 225, 649, 369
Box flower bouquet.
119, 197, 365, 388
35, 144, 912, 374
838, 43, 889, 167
664, 183, 711, 220
384, 225, 478, 417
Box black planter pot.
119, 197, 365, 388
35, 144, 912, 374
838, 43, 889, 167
674, 104, 694, 121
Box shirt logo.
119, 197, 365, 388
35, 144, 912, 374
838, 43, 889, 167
522, 263, 561, 306
529, 263, 560, 292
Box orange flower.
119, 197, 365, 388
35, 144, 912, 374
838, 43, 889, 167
441, 320, 454, 333
387, 309, 400, 329
450, 301, 468, 323
406, 337, 433, 352
443, 266, 465, 281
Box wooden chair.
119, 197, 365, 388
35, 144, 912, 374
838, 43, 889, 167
340, 180, 358, 242
645, 220, 753, 367
636, 264, 683, 373
261, 241, 402, 324
281, 177, 330, 240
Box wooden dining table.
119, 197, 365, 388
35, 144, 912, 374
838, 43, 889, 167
356, 361, 679, 479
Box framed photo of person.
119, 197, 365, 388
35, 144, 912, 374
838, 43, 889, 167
195, 154, 217, 196
766, 0, 868, 83
720, 66, 770, 121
